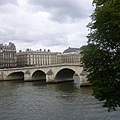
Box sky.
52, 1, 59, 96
0, 0, 94, 52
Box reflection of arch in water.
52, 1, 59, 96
6, 72, 24, 80
32, 70, 46, 81
55, 68, 77, 81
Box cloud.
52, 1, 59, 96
28, 0, 93, 22
0, 0, 18, 6
0, 0, 94, 52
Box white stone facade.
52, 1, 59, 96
17, 49, 80, 67
0, 43, 80, 68
17, 49, 60, 67
0, 42, 17, 68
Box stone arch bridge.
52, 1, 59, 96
0, 64, 89, 86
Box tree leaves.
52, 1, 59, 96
80, 0, 120, 111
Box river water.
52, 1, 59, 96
0, 78, 120, 120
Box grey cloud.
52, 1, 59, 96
0, 4, 18, 14
0, 0, 92, 51
41, 37, 67, 46
0, 0, 18, 14
28, 0, 93, 22
0, 0, 18, 6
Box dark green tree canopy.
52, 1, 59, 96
88, 0, 120, 51
80, 0, 120, 111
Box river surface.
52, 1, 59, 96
0, 78, 120, 120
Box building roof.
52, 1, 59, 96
0, 42, 16, 50
63, 47, 80, 54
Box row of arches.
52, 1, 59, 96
6, 68, 79, 82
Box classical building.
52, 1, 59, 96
0, 42, 17, 68
61, 53, 80, 63
62, 47, 80, 63
17, 47, 80, 67
17, 49, 61, 67
0, 42, 80, 68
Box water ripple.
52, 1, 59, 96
0, 81, 120, 120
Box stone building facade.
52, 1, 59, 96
17, 49, 61, 67
61, 53, 80, 64
17, 47, 80, 67
61, 47, 80, 63
0, 42, 17, 68
0, 42, 80, 68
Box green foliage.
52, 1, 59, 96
80, 0, 120, 111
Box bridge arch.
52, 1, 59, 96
32, 70, 46, 81
1, 64, 89, 86
55, 68, 76, 81
6, 72, 24, 80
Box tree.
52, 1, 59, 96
80, 0, 120, 111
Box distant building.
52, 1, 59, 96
61, 53, 80, 63
0, 42, 80, 68
17, 47, 80, 67
62, 47, 80, 63
17, 49, 61, 67
0, 42, 17, 68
